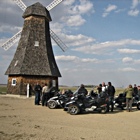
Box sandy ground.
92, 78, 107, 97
0, 95, 140, 140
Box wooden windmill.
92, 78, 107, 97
1, 0, 68, 95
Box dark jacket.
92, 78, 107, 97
97, 86, 102, 93
34, 84, 42, 92
108, 85, 115, 97
78, 87, 88, 95
134, 87, 138, 95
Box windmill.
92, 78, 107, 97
1, 0, 68, 95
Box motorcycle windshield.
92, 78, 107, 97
73, 87, 80, 95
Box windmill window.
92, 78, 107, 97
12, 78, 16, 86
34, 41, 39, 47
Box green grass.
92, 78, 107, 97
0, 85, 124, 96
115, 88, 124, 96
0, 86, 7, 94
59, 86, 124, 96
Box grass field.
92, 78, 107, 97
59, 86, 124, 96
0, 85, 124, 96
0, 85, 7, 94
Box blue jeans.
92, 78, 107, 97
107, 96, 114, 112
35, 92, 40, 105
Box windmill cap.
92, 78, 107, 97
22, 2, 52, 21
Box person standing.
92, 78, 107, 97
102, 82, 107, 93
138, 86, 140, 96
124, 84, 134, 112
34, 83, 42, 105
102, 82, 108, 93
42, 83, 49, 106
78, 84, 88, 96
97, 84, 102, 94
107, 82, 115, 112
133, 84, 138, 97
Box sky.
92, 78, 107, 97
0, 0, 140, 88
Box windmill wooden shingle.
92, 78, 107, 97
5, 2, 61, 95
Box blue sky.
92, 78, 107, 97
0, 0, 140, 88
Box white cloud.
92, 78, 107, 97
106, 4, 117, 12
73, 39, 140, 54
50, 26, 95, 47
122, 57, 140, 65
56, 55, 114, 64
50, 23, 64, 34
0, 38, 8, 46
56, 55, 98, 63
60, 0, 93, 27
63, 0, 75, 5
69, 0, 94, 15
115, 8, 126, 13
65, 34, 95, 46
128, 9, 139, 16
81, 58, 98, 63
55, 55, 79, 62
128, 0, 140, 16
61, 15, 86, 26
134, 59, 140, 64
131, 0, 140, 9
55, 55, 76, 62
118, 67, 136, 72
118, 49, 140, 54
0, 25, 21, 34
50, 31, 95, 48
102, 12, 109, 18
102, 4, 117, 17
122, 57, 133, 63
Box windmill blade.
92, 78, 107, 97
12, 0, 27, 11
1, 30, 22, 51
2, 0, 66, 51
2, 0, 26, 50
46, 0, 64, 11
50, 29, 68, 52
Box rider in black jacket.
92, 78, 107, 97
107, 82, 115, 112
34, 83, 42, 105
78, 84, 88, 96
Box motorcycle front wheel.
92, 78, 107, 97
68, 105, 80, 115
47, 100, 57, 109
137, 103, 140, 110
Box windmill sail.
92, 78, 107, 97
46, 0, 64, 11
12, 0, 64, 12
50, 29, 67, 52
12, 0, 27, 11
1, 30, 22, 50
1, 0, 67, 51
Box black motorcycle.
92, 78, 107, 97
47, 90, 73, 109
41, 87, 58, 106
114, 93, 140, 110
64, 92, 109, 115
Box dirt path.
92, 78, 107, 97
0, 95, 140, 140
